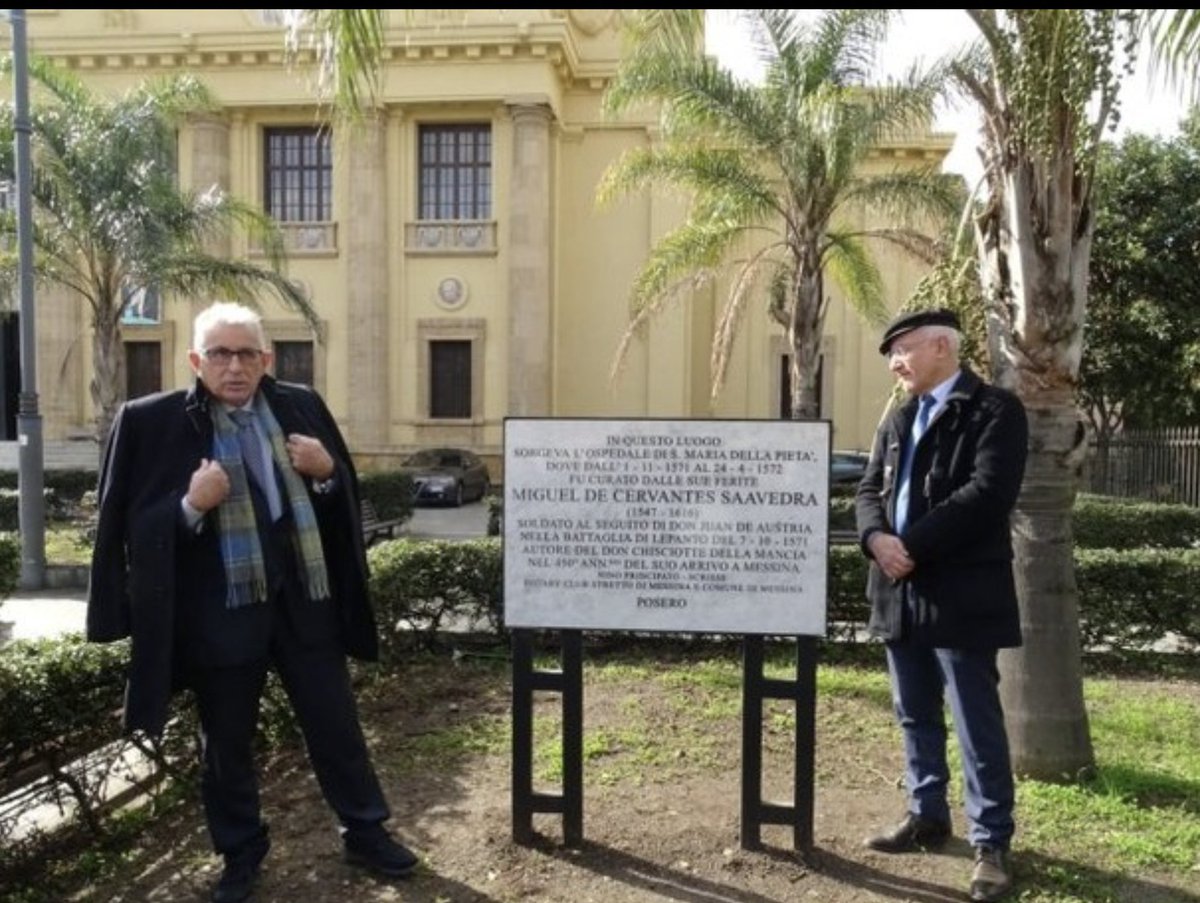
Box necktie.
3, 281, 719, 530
230, 408, 281, 520
894, 394, 936, 535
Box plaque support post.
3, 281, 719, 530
740, 634, 817, 852
511, 628, 584, 846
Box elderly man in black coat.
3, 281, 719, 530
855, 308, 1028, 903
88, 302, 416, 903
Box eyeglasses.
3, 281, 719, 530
201, 347, 263, 366
887, 336, 934, 361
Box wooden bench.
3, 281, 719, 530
361, 499, 405, 546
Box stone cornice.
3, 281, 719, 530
867, 135, 956, 164
30, 17, 614, 92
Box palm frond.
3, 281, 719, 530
597, 145, 778, 222
286, 9, 386, 118
838, 169, 962, 226
0, 53, 320, 431
610, 264, 720, 385
710, 245, 782, 399
628, 219, 747, 312
619, 9, 705, 62
605, 43, 778, 153
820, 232, 887, 325
1138, 10, 1200, 102
155, 256, 314, 329
850, 227, 944, 267
602, 9, 953, 412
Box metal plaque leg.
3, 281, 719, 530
511, 629, 584, 846
740, 634, 817, 852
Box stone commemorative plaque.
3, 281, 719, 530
503, 419, 830, 635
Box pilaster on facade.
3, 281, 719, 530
187, 113, 231, 258
506, 98, 554, 417
186, 112, 232, 339
344, 113, 390, 447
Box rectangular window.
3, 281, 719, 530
429, 340, 472, 418
418, 124, 491, 220
273, 340, 314, 386
125, 341, 162, 400
120, 281, 161, 325
264, 127, 333, 222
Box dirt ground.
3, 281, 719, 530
69, 644, 1199, 903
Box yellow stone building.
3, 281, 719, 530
16, 9, 951, 472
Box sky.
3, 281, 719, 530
706, 9, 1191, 186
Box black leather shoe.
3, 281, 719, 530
864, 813, 951, 853
343, 827, 419, 878
212, 836, 270, 903
970, 845, 1013, 901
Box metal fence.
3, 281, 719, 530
1086, 426, 1200, 507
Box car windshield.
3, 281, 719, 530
405, 450, 462, 468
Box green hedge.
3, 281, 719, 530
0, 469, 96, 513
0, 635, 170, 866
827, 492, 1200, 548
368, 538, 502, 661
0, 633, 292, 875
1076, 548, 1200, 649
366, 536, 1197, 655
358, 471, 416, 523
829, 496, 855, 532
830, 493, 1200, 549
0, 532, 18, 598
0, 489, 66, 530
1073, 494, 1200, 549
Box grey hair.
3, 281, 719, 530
192, 302, 266, 351
924, 324, 961, 355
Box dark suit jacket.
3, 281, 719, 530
854, 368, 1027, 649
87, 376, 378, 735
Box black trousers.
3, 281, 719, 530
191, 596, 391, 856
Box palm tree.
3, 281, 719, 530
600, 8, 958, 417
1138, 9, 1200, 97
0, 60, 314, 443
280, 9, 386, 116
946, 9, 1144, 780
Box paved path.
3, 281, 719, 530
0, 499, 492, 646
0, 438, 100, 471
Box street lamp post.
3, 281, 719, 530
9, 9, 44, 589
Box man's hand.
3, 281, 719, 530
186, 458, 230, 513
867, 532, 915, 581
286, 434, 335, 480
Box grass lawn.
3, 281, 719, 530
44, 524, 92, 566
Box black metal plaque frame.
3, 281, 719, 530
510, 628, 817, 853
511, 628, 583, 846
740, 634, 817, 852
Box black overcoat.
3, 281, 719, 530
87, 376, 378, 735
854, 368, 1027, 649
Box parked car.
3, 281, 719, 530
398, 447, 491, 506
831, 449, 870, 486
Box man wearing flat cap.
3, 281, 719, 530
855, 307, 1028, 903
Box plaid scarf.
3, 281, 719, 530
211, 397, 331, 608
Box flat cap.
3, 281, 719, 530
878, 307, 961, 355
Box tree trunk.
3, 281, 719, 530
90, 305, 125, 445
978, 158, 1096, 780
787, 260, 823, 420
788, 332, 821, 421
1001, 398, 1095, 780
